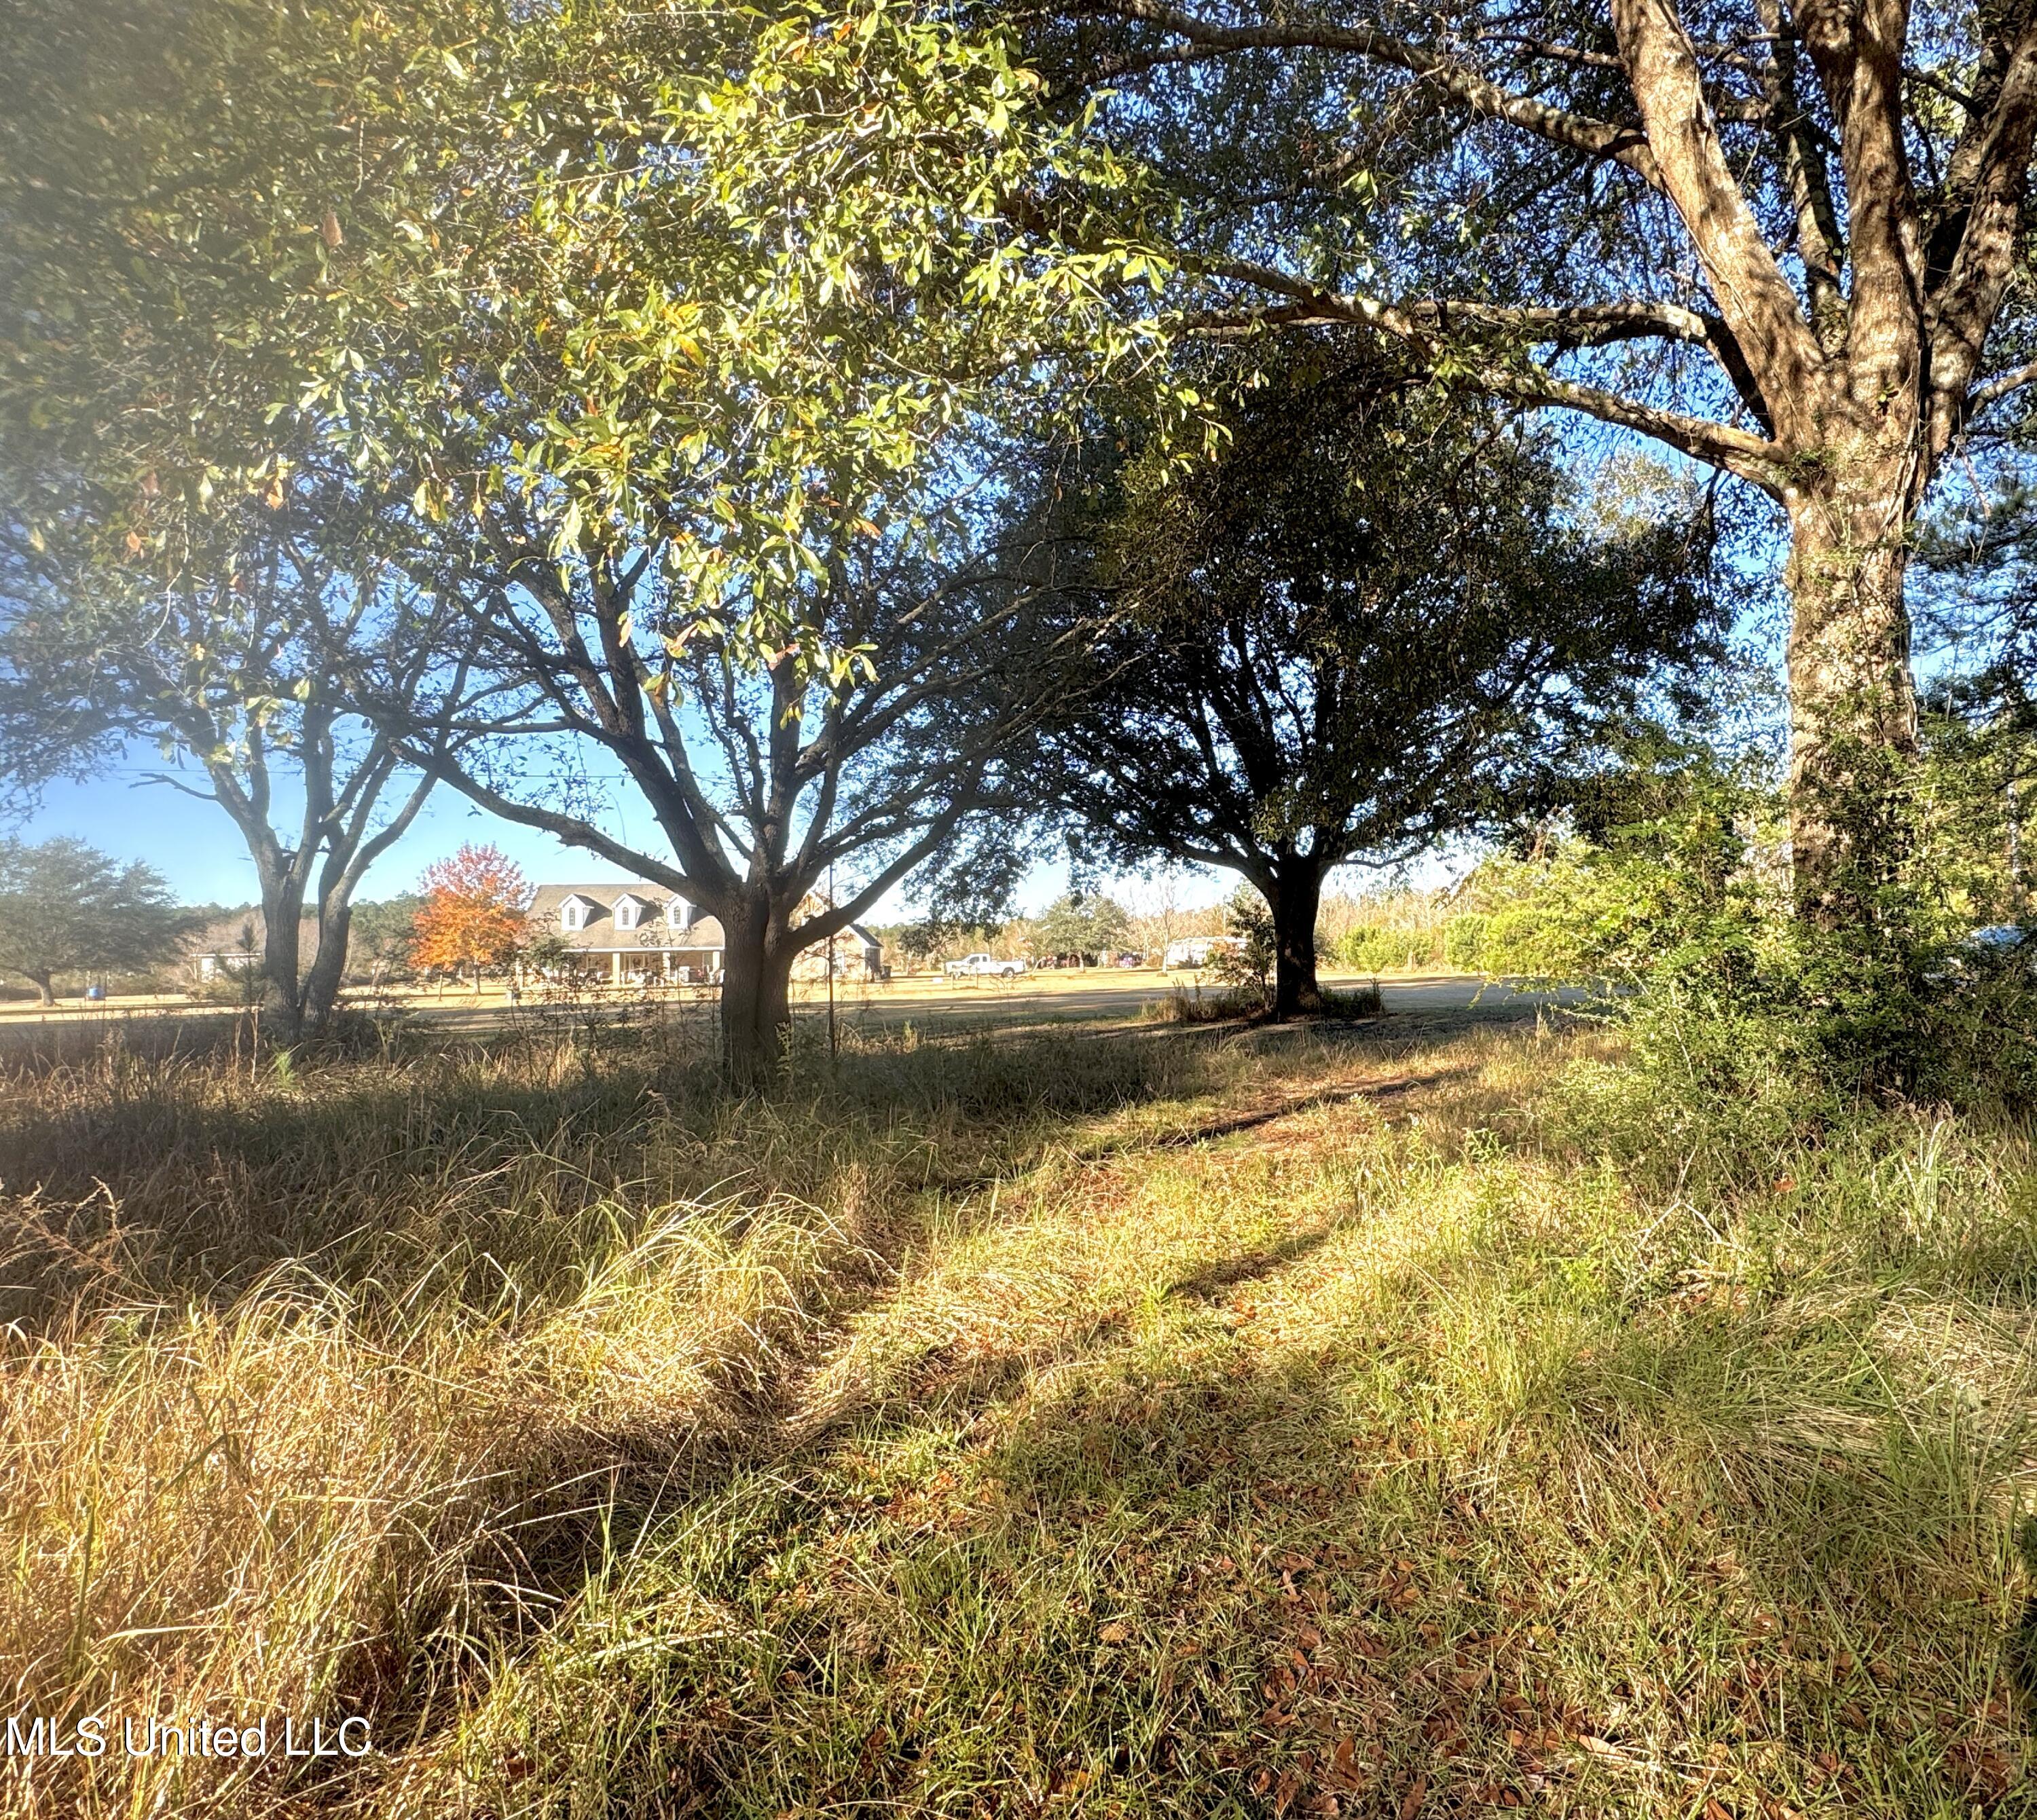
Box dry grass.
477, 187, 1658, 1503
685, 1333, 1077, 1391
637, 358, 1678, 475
0, 1019, 1280, 1816
0, 1010, 2032, 1817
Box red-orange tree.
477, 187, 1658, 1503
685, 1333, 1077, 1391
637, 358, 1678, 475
409, 844, 530, 988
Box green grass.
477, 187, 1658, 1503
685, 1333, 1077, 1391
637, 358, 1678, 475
0, 1011, 2032, 1816
1144, 980, 1384, 1024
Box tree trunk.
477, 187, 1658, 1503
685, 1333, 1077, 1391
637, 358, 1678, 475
257, 878, 307, 1045
1784, 456, 1921, 926
301, 902, 351, 1035
1270, 859, 1324, 1021
718, 901, 796, 1091
31, 973, 54, 1007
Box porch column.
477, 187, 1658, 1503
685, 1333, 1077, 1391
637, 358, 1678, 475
610, 950, 623, 984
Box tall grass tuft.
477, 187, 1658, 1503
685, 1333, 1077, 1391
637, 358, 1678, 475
0, 1021, 1253, 1816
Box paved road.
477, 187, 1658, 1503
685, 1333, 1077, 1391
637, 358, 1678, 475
830, 972, 1562, 1024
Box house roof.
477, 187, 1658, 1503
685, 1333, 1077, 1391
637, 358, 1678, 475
525, 882, 881, 957
527, 883, 726, 954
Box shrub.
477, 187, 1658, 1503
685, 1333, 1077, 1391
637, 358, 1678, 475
1648, 914, 2037, 1109
1442, 912, 1488, 971
1338, 924, 1444, 972
1319, 980, 1384, 1017
1209, 887, 1275, 1007
1143, 982, 1262, 1023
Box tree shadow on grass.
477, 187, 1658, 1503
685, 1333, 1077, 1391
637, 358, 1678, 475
921, 1065, 1474, 1200
496, 1208, 2037, 1817
48, 1010, 1958, 1817
193, 1001, 2027, 1816
452, 1301, 1552, 1815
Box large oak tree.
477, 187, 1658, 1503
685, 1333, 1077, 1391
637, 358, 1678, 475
1042, 352, 1727, 1016
1035, 0, 2037, 920
0, 0, 1146, 1080
374, 461, 1078, 1086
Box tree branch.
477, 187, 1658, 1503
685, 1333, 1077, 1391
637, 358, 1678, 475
1753, 0, 1848, 348
1966, 355, 2037, 413
1178, 267, 1782, 481
1927, 14, 2037, 453
1609, 0, 1824, 441
1070, 0, 1664, 185
1481, 364, 1784, 489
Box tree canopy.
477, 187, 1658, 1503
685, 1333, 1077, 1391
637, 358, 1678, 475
0, 838, 194, 1004
1019, 0, 2037, 915
12, 0, 2037, 935
1031, 891, 1132, 961
0, 0, 1162, 667
1043, 349, 1728, 1014
0, 476, 447, 1038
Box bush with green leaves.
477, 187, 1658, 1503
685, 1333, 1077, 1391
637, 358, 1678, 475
1337, 925, 1446, 973
1442, 914, 1490, 971
1209, 887, 1275, 1007
1486, 716, 2037, 1105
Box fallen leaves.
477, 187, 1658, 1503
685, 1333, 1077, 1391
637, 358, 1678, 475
1945, 1739, 2022, 1804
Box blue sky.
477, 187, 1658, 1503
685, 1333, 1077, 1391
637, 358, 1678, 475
13, 755, 1473, 918
15, 756, 583, 906
17, 739, 1496, 918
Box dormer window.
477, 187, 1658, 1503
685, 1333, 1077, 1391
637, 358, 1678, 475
559, 895, 592, 932
665, 897, 691, 931
613, 894, 645, 931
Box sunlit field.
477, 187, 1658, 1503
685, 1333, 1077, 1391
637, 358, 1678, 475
11, 0, 2037, 1812
1, 1005, 2029, 1817
0, 963, 1450, 1026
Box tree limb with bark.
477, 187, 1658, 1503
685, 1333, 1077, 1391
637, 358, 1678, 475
1033, 0, 2037, 918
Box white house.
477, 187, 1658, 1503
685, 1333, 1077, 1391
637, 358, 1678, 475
186, 912, 320, 981
1162, 935, 1244, 971
524, 883, 885, 984
526, 884, 727, 983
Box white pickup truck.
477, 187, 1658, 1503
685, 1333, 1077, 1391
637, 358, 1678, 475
944, 952, 1025, 979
